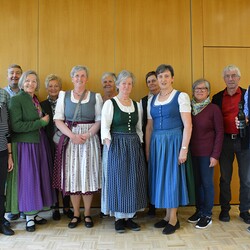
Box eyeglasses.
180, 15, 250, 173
224, 74, 239, 79
194, 87, 208, 92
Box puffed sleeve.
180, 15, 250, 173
95, 93, 103, 121
136, 102, 143, 143
53, 91, 66, 120
178, 92, 191, 112
101, 99, 114, 143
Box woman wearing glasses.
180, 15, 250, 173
188, 79, 224, 229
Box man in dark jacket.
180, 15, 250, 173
212, 65, 250, 224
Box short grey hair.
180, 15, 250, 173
192, 78, 210, 95
45, 74, 62, 89
101, 72, 117, 83
70, 65, 89, 78
222, 65, 241, 78
115, 70, 135, 88
18, 70, 40, 91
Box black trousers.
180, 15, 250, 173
0, 150, 8, 224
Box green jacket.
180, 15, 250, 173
9, 90, 46, 143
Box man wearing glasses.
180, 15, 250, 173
212, 65, 250, 224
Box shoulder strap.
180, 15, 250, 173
70, 89, 87, 124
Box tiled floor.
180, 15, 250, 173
1, 206, 250, 250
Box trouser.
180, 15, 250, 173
192, 156, 214, 217
219, 136, 250, 213
0, 150, 8, 224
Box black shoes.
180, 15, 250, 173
219, 210, 230, 222
68, 216, 81, 229
26, 219, 36, 232
115, 219, 125, 233
0, 224, 14, 236
84, 216, 94, 228
195, 216, 212, 229
147, 204, 156, 217
125, 219, 140, 231
8, 213, 19, 220
240, 211, 250, 224
34, 215, 47, 225
188, 211, 201, 223
154, 219, 168, 228
52, 210, 61, 221
63, 209, 74, 219
3, 218, 10, 227
162, 220, 180, 235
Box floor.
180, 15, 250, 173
1, 206, 250, 250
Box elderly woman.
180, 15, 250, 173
101, 70, 147, 233
40, 74, 73, 221
6, 70, 55, 232
146, 64, 192, 235
53, 65, 102, 229
188, 79, 224, 229
101, 72, 117, 102
0, 88, 14, 236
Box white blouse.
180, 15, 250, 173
101, 96, 143, 143
53, 90, 103, 121
147, 89, 191, 119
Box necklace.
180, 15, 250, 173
160, 88, 174, 96
73, 90, 86, 97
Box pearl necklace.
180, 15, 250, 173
160, 88, 174, 96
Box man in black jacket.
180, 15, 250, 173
212, 65, 250, 224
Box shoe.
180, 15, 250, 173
162, 220, 180, 235
26, 219, 36, 232
8, 213, 19, 220
195, 216, 212, 229
154, 219, 168, 228
247, 226, 250, 233
125, 219, 141, 231
34, 215, 47, 225
3, 218, 10, 227
20, 212, 26, 219
240, 211, 250, 224
147, 204, 156, 217
52, 210, 61, 220
0, 224, 14, 236
63, 209, 74, 219
68, 216, 81, 229
100, 212, 109, 218
219, 210, 230, 222
84, 216, 94, 228
115, 219, 125, 233
188, 211, 201, 223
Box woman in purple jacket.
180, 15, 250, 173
188, 78, 224, 229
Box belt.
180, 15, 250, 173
224, 133, 238, 139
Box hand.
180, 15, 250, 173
209, 157, 218, 167
178, 148, 188, 165
71, 133, 87, 144
41, 114, 50, 123
235, 116, 239, 129
8, 155, 14, 172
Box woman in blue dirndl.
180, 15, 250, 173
146, 64, 192, 235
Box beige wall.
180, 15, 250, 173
1, 0, 249, 205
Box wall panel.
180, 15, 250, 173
0, 0, 38, 85
115, 0, 192, 100
203, 0, 250, 46
38, 0, 115, 98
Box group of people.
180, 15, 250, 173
0, 63, 249, 237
